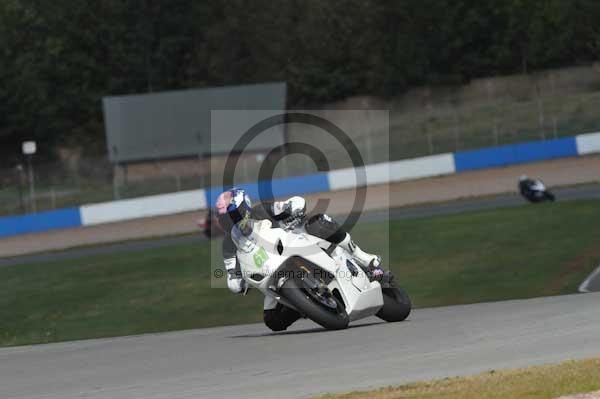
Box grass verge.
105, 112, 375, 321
315, 358, 600, 399
1, 200, 600, 346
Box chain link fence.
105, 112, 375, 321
2, 66, 600, 217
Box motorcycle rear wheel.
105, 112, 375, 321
545, 192, 556, 201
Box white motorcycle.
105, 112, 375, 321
521, 179, 556, 203
231, 219, 411, 330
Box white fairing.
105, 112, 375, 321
531, 180, 546, 191
232, 220, 384, 321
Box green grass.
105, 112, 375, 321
356, 200, 600, 308
2, 200, 600, 347
315, 358, 600, 399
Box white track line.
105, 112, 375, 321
579, 265, 600, 293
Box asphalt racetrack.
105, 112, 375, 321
2, 293, 600, 399
2, 185, 600, 398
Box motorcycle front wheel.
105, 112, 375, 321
376, 286, 412, 322
280, 276, 349, 330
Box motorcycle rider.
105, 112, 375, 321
518, 175, 555, 202
215, 188, 382, 331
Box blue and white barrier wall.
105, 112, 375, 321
0, 208, 82, 238
576, 132, 600, 155
80, 189, 207, 226
327, 153, 456, 191
453, 137, 578, 172
2, 131, 600, 238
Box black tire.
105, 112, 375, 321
376, 286, 412, 322
281, 277, 349, 330
545, 192, 556, 202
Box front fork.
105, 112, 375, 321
358, 262, 395, 287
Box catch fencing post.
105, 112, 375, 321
22, 141, 37, 212
113, 164, 121, 200
15, 164, 26, 214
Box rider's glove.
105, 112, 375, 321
274, 197, 306, 230
224, 257, 245, 294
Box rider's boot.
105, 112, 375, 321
338, 233, 383, 279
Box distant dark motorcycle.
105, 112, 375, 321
197, 209, 225, 238
519, 176, 556, 203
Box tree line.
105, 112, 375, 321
1, 0, 599, 164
